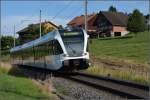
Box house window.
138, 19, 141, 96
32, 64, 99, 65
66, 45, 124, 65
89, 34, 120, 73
114, 32, 121, 36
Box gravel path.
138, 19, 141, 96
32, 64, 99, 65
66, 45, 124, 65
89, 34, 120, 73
52, 77, 126, 100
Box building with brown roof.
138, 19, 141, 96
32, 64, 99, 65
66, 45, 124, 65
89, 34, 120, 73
68, 11, 129, 38
67, 13, 97, 37
94, 11, 129, 37
17, 21, 58, 44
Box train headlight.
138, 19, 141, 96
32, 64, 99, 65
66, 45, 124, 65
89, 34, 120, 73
82, 53, 87, 56
62, 54, 68, 57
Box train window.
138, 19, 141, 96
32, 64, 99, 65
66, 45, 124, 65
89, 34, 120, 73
12, 50, 22, 60
59, 29, 84, 45
34, 40, 55, 58
53, 40, 63, 55
48, 41, 53, 55
34, 46, 39, 59
18, 39, 63, 61
87, 42, 89, 52
20, 47, 34, 59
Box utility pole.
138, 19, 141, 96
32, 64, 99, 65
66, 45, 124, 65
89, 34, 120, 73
13, 25, 16, 47
40, 10, 42, 38
85, 0, 88, 33
0, 21, 1, 67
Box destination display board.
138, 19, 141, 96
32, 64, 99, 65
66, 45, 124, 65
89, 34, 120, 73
63, 32, 80, 36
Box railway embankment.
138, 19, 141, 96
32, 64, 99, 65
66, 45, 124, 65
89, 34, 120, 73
88, 31, 149, 85
87, 56, 149, 85
0, 63, 128, 100
52, 76, 126, 100
0, 62, 59, 100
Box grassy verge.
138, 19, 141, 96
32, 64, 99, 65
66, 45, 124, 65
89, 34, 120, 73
1, 54, 10, 62
87, 66, 149, 85
0, 74, 50, 100
90, 31, 149, 64
54, 84, 69, 96
0, 63, 12, 74
98, 35, 133, 40
0, 62, 58, 100
88, 31, 149, 85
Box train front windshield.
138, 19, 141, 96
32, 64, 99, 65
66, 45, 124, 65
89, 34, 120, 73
59, 29, 84, 56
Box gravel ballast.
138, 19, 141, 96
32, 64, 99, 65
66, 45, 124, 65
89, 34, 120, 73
52, 77, 126, 100
14, 67, 126, 100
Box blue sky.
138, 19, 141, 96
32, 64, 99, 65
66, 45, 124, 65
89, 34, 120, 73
1, 0, 149, 36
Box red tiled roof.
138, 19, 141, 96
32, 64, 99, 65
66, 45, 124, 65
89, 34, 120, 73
67, 13, 97, 32
67, 13, 97, 26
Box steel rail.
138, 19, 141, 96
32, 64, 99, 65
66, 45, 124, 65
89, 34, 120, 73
13, 65, 149, 99
62, 72, 149, 99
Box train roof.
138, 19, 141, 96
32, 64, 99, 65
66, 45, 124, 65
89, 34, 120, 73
10, 30, 57, 53
10, 27, 84, 53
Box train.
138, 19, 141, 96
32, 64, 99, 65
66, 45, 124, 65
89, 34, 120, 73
10, 28, 90, 71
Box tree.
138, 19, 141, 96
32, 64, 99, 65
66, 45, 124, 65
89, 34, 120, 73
1, 36, 19, 50
127, 9, 146, 33
108, 6, 117, 12
24, 23, 55, 42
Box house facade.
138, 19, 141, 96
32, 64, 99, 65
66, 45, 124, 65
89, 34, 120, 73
94, 11, 129, 37
68, 11, 129, 38
17, 21, 58, 44
67, 14, 98, 38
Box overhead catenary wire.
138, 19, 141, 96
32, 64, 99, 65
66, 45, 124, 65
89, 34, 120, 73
11, 1, 75, 48
18, 11, 39, 26
13, 1, 83, 36
50, 0, 73, 22
62, 1, 86, 27
65, 6, 84, 20
64, 7, 84, 24
50, 1, 84, 26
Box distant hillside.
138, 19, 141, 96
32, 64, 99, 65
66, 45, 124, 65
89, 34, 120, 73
90, 31, 149, 64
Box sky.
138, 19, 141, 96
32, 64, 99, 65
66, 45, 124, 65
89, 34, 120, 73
1, 0, 149, 36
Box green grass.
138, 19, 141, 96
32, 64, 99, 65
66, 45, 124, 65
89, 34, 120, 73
1, 54, 10, 62
90, 31, 149, 64
0, 74, 50, 100
87, 66, 149, 85
55, 84, 69, 96
88, 31, 149, 84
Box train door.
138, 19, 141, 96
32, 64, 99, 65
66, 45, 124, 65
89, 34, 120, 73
52, 40, 63, 69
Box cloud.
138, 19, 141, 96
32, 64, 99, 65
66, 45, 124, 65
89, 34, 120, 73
1, 15, 71, 36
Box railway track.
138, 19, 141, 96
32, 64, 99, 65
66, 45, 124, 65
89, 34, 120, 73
62, 72, 149, 99
14, 65, 149, 99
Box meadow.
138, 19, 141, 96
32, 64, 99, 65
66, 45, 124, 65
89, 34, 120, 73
0, 31, 149, 99
90, 31, 149, 64
88, 31, 149, 85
